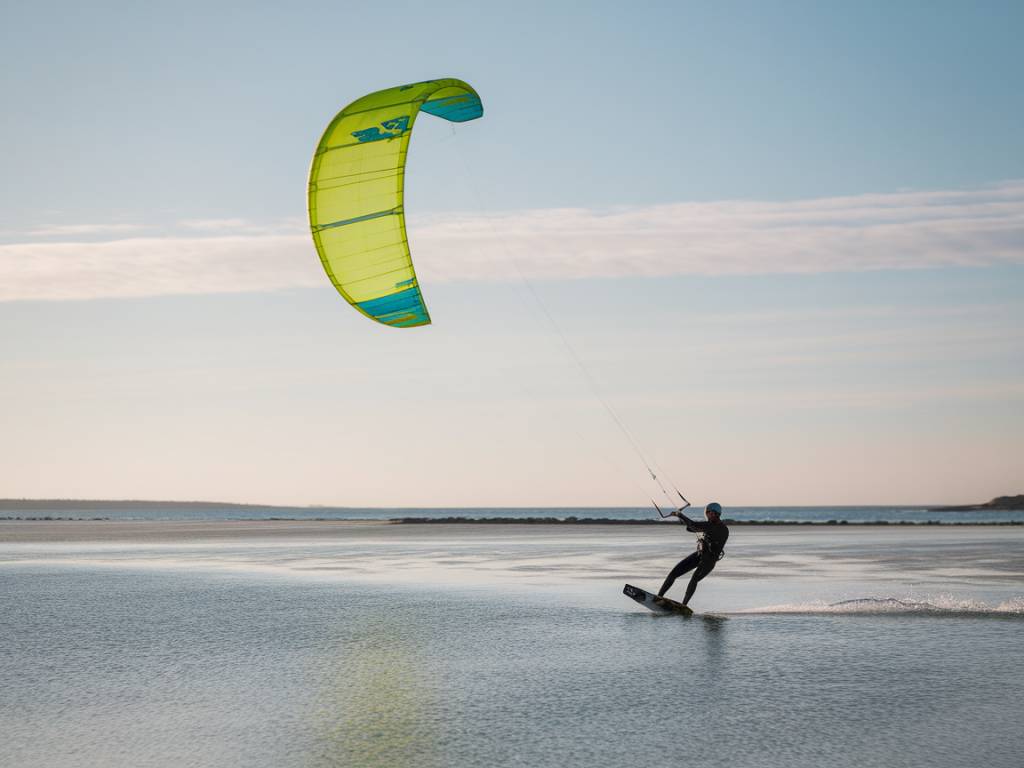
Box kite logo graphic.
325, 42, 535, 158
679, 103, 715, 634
351, 116, 411, 142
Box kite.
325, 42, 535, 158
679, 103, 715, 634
307, 79, 483, 328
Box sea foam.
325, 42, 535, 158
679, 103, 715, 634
736, 595, 1024, 617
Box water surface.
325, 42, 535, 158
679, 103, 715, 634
2, 524, 1022, 767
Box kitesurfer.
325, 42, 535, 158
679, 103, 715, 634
657, 502, 729, 607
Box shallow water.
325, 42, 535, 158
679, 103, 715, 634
3, 501, 1023, 523
2, 525, 1023, 767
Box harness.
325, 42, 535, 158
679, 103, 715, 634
697, 539, 726, 561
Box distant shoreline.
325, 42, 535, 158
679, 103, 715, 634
926, 495, 1024, 512
1, 516, 1021, 526
2, 498, 1022, 513
0, 499, 270, 510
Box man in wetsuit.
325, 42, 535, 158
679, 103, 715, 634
657, 502, 729, 608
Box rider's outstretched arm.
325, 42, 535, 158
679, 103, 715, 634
674, 511, 709, 532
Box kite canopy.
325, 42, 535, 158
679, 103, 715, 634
307, 79, 483, 328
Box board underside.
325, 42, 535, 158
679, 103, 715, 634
623, 584, 693, 616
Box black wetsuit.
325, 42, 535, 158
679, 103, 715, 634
657, 514, 729, 604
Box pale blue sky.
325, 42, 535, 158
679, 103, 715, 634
1, 1, 1022, 505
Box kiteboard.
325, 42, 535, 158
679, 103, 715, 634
623, 584, 693, 616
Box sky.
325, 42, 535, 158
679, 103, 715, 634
1, 1, 1022, 506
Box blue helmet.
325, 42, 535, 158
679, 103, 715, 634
705, 502, 722, 515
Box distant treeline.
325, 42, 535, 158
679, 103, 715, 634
929, 495, 1024, 512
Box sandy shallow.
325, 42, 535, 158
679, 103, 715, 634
2, 520, 1022, 597
0, 519, 395, 543
2, 518, 1021, 542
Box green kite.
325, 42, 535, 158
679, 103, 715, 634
307, 78, 484, 328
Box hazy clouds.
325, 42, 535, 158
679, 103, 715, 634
2, 181, 1022, 302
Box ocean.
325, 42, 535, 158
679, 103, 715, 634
3, 501, 1023, 524
2, 521, 1022, 767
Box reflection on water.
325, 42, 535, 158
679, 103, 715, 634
699, 613, 729, 632
311, 617, 439, 768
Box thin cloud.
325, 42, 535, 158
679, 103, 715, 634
1, 182, 1022, 301
410, 181, 1024, 282
659, 380, 1024, 410
0, 235, 318, 301
23, 223, 148, 238
178, 218, 252, 232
